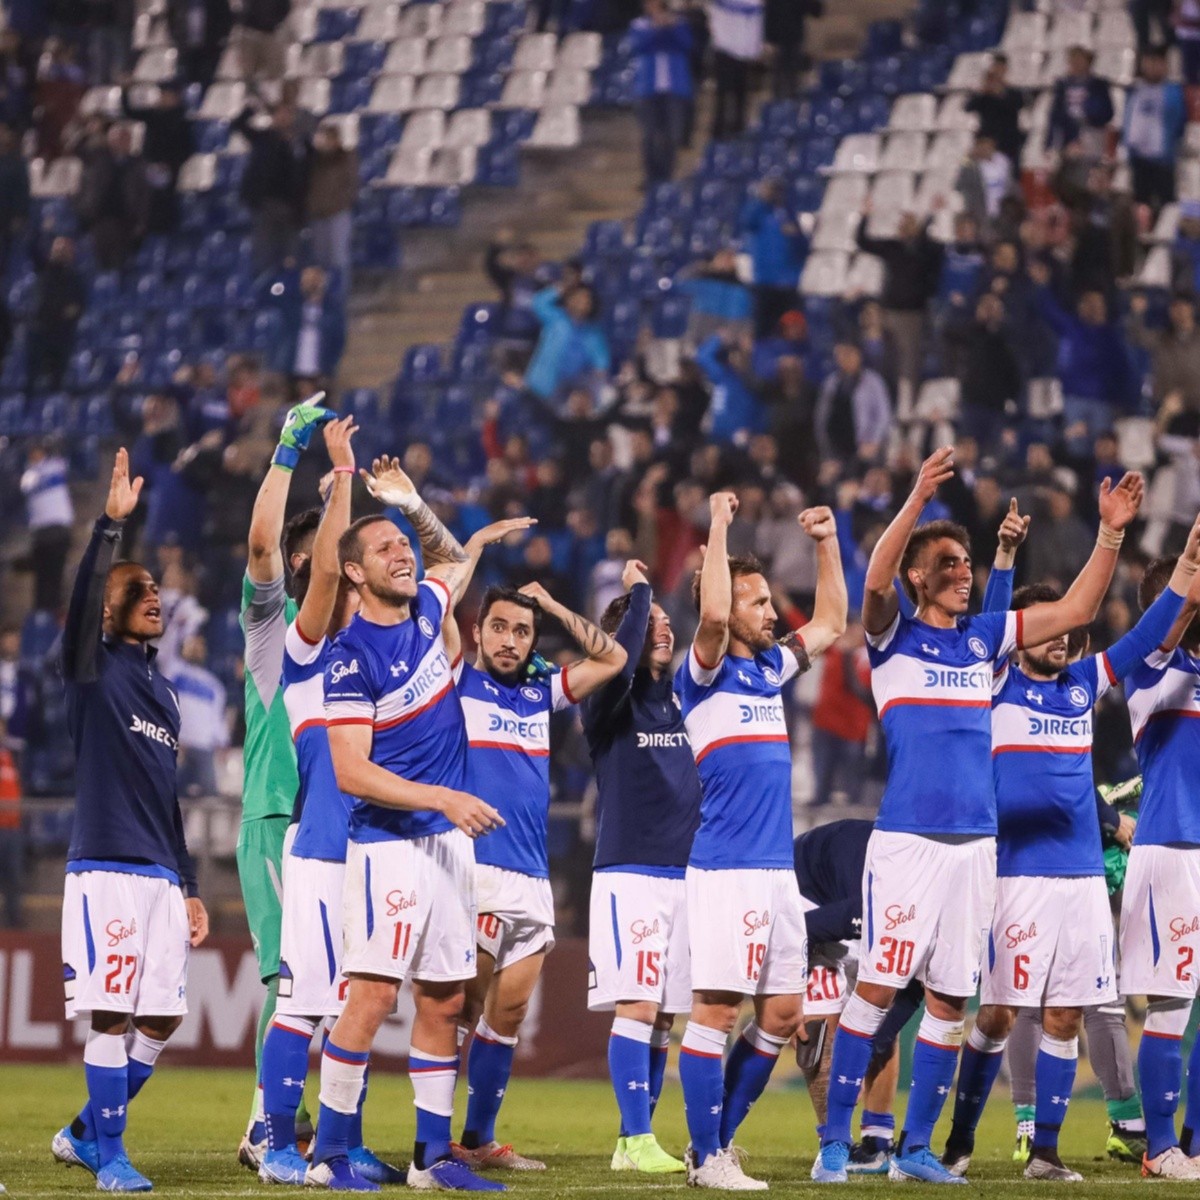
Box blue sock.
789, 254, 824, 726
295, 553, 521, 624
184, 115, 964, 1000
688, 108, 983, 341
680, 1022, 727, 1165
349, 1067, 367, 1151
949, 1028, 1006, 1145
262, 1018, 314, 1152
84, 1032, 129, 1168
719, 1022, 786, 1146
1184, 1030, 1200, 1144
313, 1040, 370, 1165
463, 1020, 517, 1148
823, 1027, 876, 1146
649, 1030, 670, 1120
902, 1014, 963, 1153
1033, 1035, 1078, 1152
75, 1030, 165, 1144
861, 1108, 895, 1151
410, 1045, 459, 1169
1139, 1032, 1183, 1158
608, 1018, 652, 1138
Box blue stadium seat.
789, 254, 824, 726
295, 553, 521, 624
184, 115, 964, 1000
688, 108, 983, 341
343, 40, 389, 77
459, 302, 500, 344
193, 119, 231, 153
341, 387, 382, 425
426, 188, 462, 227
651, 290, 690, 338
0, 397, 25, 437
584, 220, 627, 259
20, 610, 60, 661
402, 344, 444, 383
476, 141, 519, 187
385, 187, 432, 227
459, 69, 506, 108
316, 7, 359, 39
452, 341, 495, 382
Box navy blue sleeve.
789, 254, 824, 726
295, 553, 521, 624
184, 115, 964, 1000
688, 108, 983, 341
982, 566, 1013, 613
62, 515, 123, 683
1103, 585, 1185, 681
894, 579, 915, 619
1096, 790, 1121, 841
803, 896, 861, 945
171, 801, 199, 897
584, 583, 651, 729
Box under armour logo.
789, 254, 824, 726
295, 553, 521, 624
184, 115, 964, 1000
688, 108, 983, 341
1097, 975, 1111, 990
465, 949, 475, 964
1025, 689, 1044, 706
627, 1081, 650, 1092
709, 1105, 721, 1115
390, 660, 410, 677
100, 1106, 126, 1119
495, 1087, 506, 1099
282, 1077, 302, 1088
920, 643, 941, 658
1050, 1095, 1070, 1107
936, 1085, 952, 1096
483, 680, 500, 696
737, 670, 753, 687
1166, 1090, 1182, 1102
836, 1075, 864, 1087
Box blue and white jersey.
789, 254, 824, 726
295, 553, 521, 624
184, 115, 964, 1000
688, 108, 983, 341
991, 657, 1112, 878
323, 579, 463, 843
456, 660, 575, 879
282, 620, 352, 862
675, 642, 804, 870
1126, 647, 1200, 846
867, 609, 1019, 836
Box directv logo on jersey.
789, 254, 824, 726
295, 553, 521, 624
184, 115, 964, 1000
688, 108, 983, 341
922, 667, 989, 689
739, 701, 783, 724
401, 653, 448, 705
1027, 715, 1091, 737
636, 731, 689, 748
486, 712, 548, 740
129, 714, 178, 749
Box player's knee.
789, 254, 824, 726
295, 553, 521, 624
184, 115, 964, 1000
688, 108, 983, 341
135, 1014, 183, 1040
615, 1000, 660, 1025
415, 983, 466, 1027
976, 1004, 1015, 1039
759, 1000, 802, 1040
1042, 1007, 1081, 1041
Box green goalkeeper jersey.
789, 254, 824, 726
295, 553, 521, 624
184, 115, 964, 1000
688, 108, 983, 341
240, 572, 299, 822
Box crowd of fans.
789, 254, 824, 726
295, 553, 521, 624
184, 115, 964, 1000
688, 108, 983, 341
4, 0, 1200, 927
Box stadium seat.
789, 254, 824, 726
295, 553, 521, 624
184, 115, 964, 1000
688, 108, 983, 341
445, 108, 491, 148
133, 46, 178, 82
925, 130, 973, 170
29, 157, 83, 198
402, 344, 445, 382
197, 81, 246, 119
829, 134, 880, 174
514, 33, 557, 73
529, 105, 580, 148
559, 32, 602, 70
368, 74, 417, 113
1002, 12, 1046, 51
177, 154, 217, 192
546, 68, 592, 107
497, 69, 547, 109
398, 5, 442, 38
426, 34, 474, 74
1048, 10, 1094, 48
428, 146, 478, 186
384, 37, 428, 75
944, 52, 989, 92
800, 251, 850, 297
880, 131, 927, 172
356, 6, 401, 41
888, 93, 938, 132
413, 73, 461, 110
441, 0, 486, 37
936, 93, 977, 131
400, 110, 447, 151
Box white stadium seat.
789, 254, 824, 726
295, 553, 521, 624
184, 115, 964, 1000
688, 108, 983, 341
398, 5, 441, 37
800, 251, 850, 297
295, 77, 331, 114
846, 252, 884, 297
529, 104, 581, 147
811, 209, 859, 252
1048, 10, 1094, 48
546, 67, 592, 106
426, 34, 473, 74
513, 33, 558, 72
925, 130, 972, 170
497, 69, 547, 109
559, 31, 602, 69
1002, 12, 1046, 51
445, 108, 492, 147
412, 73, 460, 110
132, 45, 177, 82
197, 80, 245, 119
368, 74, 417, 113
818, 174, 869, 218
30, 156, 83, 198
428, 145, 477, 185
889, 93, 938, 132
945, 52, 989, 92
1004, 49, 1045, 89
441, 0, 485, 36
384, 37, 427, 75
937, 93, 979, 131
322, 112, 359, 148
1137, 245, 1172, 288
177, 153, 217, 191
830, 133, 880, 174
384, 144, 433, 185
356, 5, 400, 40
286, 41, 344, 78
880, 131, 927, 172
399, 109, 447, 150
869, 170, 917, 217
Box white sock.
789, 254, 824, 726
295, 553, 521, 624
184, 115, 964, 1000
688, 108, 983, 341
85, 1029, 128, 1069
409, 1044, 458, 1118
612, 1017, 653, 1044
126, 1029, 167, 1068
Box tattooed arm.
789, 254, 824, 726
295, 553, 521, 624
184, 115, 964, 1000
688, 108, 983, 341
360, 455, 476, 603
517, 582, 627, 701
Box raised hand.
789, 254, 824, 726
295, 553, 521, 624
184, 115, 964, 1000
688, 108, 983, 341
518, 580, 555, 610
911, 447, 955, 505
465, 516, 538, 557
1097, 472, 1145, 531
1182, 511, 1200, 567
360, 455, 417, 509
798, 506, 836, 542
105, 447, 144, 520
322, 414, 358, 470
709, 491, 738, 527
998, 497, 1031, 552
622, 559, 651, 590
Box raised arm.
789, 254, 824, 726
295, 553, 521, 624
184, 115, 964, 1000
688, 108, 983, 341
247, 393, 333, 584
786, 507, 847, 661
613, 561, 654, 688
862, 447, 955, 634
518, 580, 627, 700
359, 455, 474, 602
327, 723, 504, 837
983, 498, 1030, 612
294, 416, 357, 644
694, 492, 737, 667
1019, 473, 1145, 647
63, 449, 143, 682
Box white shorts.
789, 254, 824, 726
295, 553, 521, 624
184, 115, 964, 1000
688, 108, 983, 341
687, 867, 808, 996
1120, 845, 1200, 999
277, 841, 349, 1019
62, 869, 190, 1019
981, 875, 1117, 1008
475, 863, 555, 971
858, 831, 996, 998
799, 893, 856, 1017
588, 870, 691, 1013
342, 830, 477, 984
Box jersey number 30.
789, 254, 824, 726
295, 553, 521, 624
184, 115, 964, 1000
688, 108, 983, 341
875, 937, 914, 977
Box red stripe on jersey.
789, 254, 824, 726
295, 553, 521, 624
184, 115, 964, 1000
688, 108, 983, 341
1015, 608, 1025, 649
293, 718, 327, 741
1101, 652, 1117, 685
694, 732, 789, 764
877, 697, 990, 719
294, 620, 322, 646
1134, 708, 1200, 743
561, 666, 578, 705
992, 743, 1090, 756
326, 717, 373, 727
467, 739, 550, 756
374, 677, 454, 731
425, 575, 452, 609
691, 643, 720, 672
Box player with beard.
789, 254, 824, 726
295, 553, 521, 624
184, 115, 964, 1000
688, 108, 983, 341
942, 517, 1200, 1182
812, 448, 1144, 1185
1118, 543, 1200, 1178
675, 495, 848, 1190
580, 559, 703, 1174
51, 450, 209, 1192
309, 458, 510, 1193
443, 574, 627, 1171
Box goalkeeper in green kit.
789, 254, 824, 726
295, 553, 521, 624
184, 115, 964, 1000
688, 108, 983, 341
237, 397, 334, 1168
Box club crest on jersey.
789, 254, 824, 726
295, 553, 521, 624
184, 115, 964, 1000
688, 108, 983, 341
418, 615, 435, 638
1069, 685, 1088, 708
521, 686, 542, 702
330, 659, 360, 684
884, 903, 916, 930
968, 636, 988, 659
763, 667, 781, 686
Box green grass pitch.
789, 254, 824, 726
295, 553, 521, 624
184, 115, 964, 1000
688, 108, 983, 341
1, 1066, 1147, 1196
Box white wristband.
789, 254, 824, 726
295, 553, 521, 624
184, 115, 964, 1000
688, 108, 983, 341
393, 492, 421, 514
